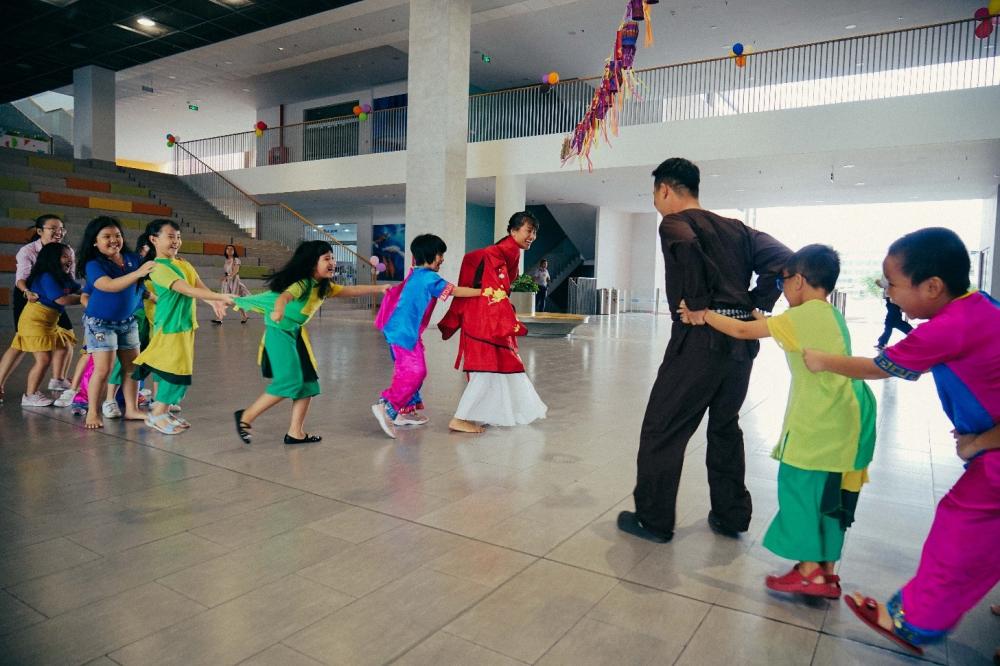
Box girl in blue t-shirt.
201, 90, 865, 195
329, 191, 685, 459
0, 242, 81, 406
76, 216, 155, 429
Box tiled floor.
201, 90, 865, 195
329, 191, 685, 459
0, 310, 996, 665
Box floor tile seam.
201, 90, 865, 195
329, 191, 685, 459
110, 572, 345, 662
0, 591, 49, 636
530, 581, 622, 665
0, 548, 108, 594
0, 532, 106, 566
814, 625, 947, 665
241, 643, 317, 666
433, 630, 534, 665
708, 594, 832, 633
667, 591, 715, 666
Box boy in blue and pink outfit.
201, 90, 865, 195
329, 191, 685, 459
804, 227, 1000, 656
372, 233, 481, 438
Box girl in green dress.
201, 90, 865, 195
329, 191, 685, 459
232, 240, 387, 444
132, 220, 235, 435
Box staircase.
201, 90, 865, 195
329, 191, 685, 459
0, 147, 290, 308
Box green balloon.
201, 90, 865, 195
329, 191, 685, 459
358, 112, 368, 121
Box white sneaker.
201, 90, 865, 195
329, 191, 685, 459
101, 400, 122, 418
371, 402, 397, 439
138, 388, 152, 398
22, 392, 54, 407
48, 378, 71, 391
54, 389, 77, 407
394, 411, 428, 426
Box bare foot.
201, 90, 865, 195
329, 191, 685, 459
849, 592, 893, 631
84, 412, 103, 429
448, 417, 485, 433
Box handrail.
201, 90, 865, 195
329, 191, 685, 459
173, 141, 370, 269
176, 15, 998, 168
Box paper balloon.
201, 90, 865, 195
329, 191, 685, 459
975, 6, 990, 19
369, 255, 379, 266
547, 71, 560, 85
255, 128, 263, 137
361, 103, 372, 113
165, 133, 173, 140
732, 42, 744, 56
353, 105, 363, 116
358, 112, 368, 121
376, 262, 386, 273
255, 120, 267, 131
735, 55, 747, 68
990, 0, 1000, 14
976, 19, 994, 38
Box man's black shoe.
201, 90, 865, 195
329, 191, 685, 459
707, 511, 744, 538
617, 511, 673, 543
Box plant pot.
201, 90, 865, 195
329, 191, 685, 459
510, 291, 535, 317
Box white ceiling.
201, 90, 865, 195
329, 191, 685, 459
82, 0, 995, 209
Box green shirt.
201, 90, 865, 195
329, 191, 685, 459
766, 299, 876, 472
234, 279, 341, 332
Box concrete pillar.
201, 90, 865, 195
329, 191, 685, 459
403, 0, 471, 280
980, 186, 999, 294
73, 66, 116, 162
494, 174, 526, 271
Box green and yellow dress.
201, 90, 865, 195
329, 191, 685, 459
234, 278, 341, 400
762, 299, 877, 563
109, 277, 155, 385
132, 258, 200, 405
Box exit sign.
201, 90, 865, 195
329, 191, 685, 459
481, 53, 491, 63
188, 104, 199, 111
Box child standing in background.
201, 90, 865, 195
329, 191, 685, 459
373, 234, 482, 439
233, 240, 387, 444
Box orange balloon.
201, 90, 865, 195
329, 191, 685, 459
735, 55, 747, 68
547, 71, 560, 85
352, 105, 362, 115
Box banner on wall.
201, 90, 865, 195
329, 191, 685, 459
372, 223, 405, 281
1, 134, 51, 154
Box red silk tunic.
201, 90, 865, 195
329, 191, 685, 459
438, 236, 528, 373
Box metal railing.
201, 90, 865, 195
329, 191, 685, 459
173, 143, 376, 309
175, 17, 999, 172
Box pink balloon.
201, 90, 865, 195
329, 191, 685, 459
369, 255, 379, 266
976, 19, 994, 38
974, 7, 990, 20
376, 262, 387, 272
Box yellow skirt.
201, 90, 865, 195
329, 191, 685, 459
12, 301, 76, 352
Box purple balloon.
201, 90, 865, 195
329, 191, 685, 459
361, 103, 372, 114
376, 262, 387, 272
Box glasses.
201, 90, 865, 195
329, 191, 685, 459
42, 226, 65, 234
776, 274, 794, 290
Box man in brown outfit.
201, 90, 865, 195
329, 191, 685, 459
618, 157, 792, 543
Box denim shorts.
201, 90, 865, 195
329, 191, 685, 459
83, 315, 140, 353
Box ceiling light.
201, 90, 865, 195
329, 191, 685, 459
69, 42, 86, 49
137, 17, 155, 27
845, 24, 857, 30
37, 0, 80, 6
710, 25, 718, 29
208, 0, 255, 8
709, 173, 720, 177
842, 164, 855, 168
224, 60, 233, 65
168, 75, 177, 79
855, 182, 866, 186
277, 46, 285, 51
241, 88, 251, 92
334, 222, 341, 226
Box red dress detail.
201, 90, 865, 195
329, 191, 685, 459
438, 236, 528, 374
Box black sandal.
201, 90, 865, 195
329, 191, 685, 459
284, 433, 321, 444
234, 409, 252, 443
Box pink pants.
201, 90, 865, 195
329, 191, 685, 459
381, 342, 426, 414
899, 450, 1000, 634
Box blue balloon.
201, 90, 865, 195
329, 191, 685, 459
732, 42, 744, 56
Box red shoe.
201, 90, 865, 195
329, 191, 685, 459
765, 567, 841, 599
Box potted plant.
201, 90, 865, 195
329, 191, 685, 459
509, 273, 538, 316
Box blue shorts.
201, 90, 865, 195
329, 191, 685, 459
83, 315, 140, 353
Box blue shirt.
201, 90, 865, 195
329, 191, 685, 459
84, 253, 143, 321
30, 272, 80, 313
382, 268, 453, 350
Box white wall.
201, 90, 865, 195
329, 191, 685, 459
629, 213, 660, 293
981, 186, 999, 294
228, 88, 1000, 197
595, 208, 633, 290
547, 203, 597, 260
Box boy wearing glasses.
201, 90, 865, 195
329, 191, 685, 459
680, 244, 876, 600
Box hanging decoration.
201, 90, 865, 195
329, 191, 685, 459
166, 133, 177, 148
353, 104, 372, 121
540, 71, 560, 85
729, 42, 753, 68
560, 1, 658, 170
254, 121, 267, 137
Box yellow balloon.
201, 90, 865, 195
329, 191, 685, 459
255, 128, 263, 137
990, 0, 1000, 14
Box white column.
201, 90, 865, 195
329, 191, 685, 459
494, 174, 526, 271
404, 0, 471, 280
73, 66, 116, 162
594, 207, 634, 289
980, 186, 999, 294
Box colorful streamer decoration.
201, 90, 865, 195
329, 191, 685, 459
561, 1, 658, 170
